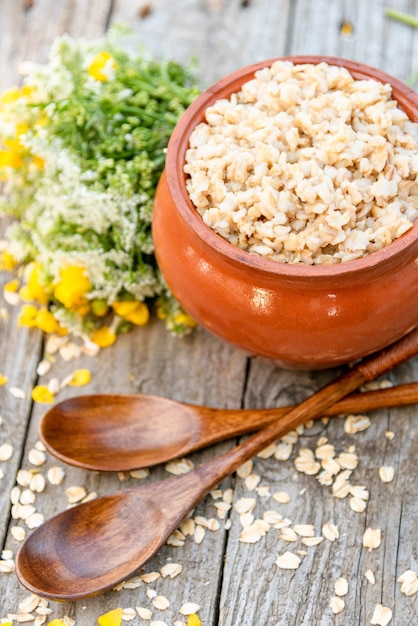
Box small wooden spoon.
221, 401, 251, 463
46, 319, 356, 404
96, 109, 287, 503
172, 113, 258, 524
16, 329, 418, 601
39, 383, 418, 472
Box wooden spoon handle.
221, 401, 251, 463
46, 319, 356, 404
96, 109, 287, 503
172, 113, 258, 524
195, 328, 418, 487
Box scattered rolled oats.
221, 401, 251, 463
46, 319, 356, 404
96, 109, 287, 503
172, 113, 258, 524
28, 448, 46, 467
65, 486, 87, 504
19, 489, 35, 505
379, 466, 395, 483
370, 604, 392, 625
276, 551, 302, 570
141, 572, 161, 584
11, 526, 26, 541
272, 491, 291, 504
363, 528, 382, 551
397, 569, 418, 596
30, 473, 46, 493
294, 449, 321, 475
240, 512, 255, 528
275, 442, 293, 461
335, 577, 348, 596
193, 525, 205, 544
385, 431, 395, 440
165, 458, 194, 475
179, 603, 200, 615
234, 497, 256, 514
337, 451, 358, 470
365, 569, 376, 584
302, 536, 324, 547
136, 607, 153, 620
293, 524, 315, 537
315, 443, 335, 459
279, 527, 298, 542
0, 442, 14, 461
122, 608, 137, 621
26, 512, 44, 529
263, 510, 284, 526
152, 596, 170, 610
244, 473, 261, 491
257, 443, 276, 459
237, 460, 253, 478
322, 522, 340, 542
47, 466, 65, 485
10, 386, 25, 398
329, 596, 345, 614
239, 519, 269, 543
344, 414, 371, 434
350, 496, 368, 513
160, 563, 182, 579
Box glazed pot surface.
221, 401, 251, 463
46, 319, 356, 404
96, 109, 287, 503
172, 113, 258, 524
152, 56, 418, 369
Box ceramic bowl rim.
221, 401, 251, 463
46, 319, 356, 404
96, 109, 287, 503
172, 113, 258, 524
165, 55, 418, 278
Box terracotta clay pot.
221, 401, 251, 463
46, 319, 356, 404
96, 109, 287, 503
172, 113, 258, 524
152, 56, 418, 369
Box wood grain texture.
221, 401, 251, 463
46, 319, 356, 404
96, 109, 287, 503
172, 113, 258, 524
1, 0, 418, 623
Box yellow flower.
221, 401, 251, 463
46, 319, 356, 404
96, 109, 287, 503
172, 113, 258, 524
3, 279, 19, 292
124, 303, 149, 325
88, 51, 116, 82
68, 369, 91, 386
0, 150, 23, 168
0, 373, 8, 386
97, 608, 123, 626
0, 249, 18, 270
18, 304, 39, 328
35, 309, 60, 334
91, 326, 116, 348
31, 385, 55, 404
174, 312, 197, 328
31, 155, 45, 169
112, 301, 150, 326
0, 86, 21, 104
54, 265, 91, 309
20, 262, 50, 305
112, 301, 140, 317
188, 616, 202, 626
47, 620, 67, 626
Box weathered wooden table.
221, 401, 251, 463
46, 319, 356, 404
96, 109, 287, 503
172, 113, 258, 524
2, 1, 418, 624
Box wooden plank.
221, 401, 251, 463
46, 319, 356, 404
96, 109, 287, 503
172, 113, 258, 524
219, 359, 418, 624
112, 0, 292, 85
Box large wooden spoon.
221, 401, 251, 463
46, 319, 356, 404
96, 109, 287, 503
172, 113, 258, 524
16, 329, 418, 601
39, 383, 418, 472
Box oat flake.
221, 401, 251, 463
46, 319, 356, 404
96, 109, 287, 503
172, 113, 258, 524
379, 466, 395, 483
160, 563, 182, 579
276, 551, 302, 570
0, 442, 14, 461
47, 466, 65, 485
136, 607, 153, 620
365, 569, 376, 584
370, 604, 392, 625
397, 569, 418, 596
152, 595, 170, 610
363, 527, 381, 551
180, 603, 200, 615
272, 491, 291, 504
323, 522, 339, 542
329, 596, 345, 614
335, 577, 348, 596
122, 608, 137, 620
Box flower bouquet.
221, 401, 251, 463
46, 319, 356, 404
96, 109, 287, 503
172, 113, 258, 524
0, 30, 200, 348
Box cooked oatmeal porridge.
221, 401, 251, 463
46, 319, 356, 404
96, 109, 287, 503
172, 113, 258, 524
184, 61, 418, 265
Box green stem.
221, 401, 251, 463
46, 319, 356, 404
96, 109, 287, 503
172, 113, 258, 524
385, 7, 418, 28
